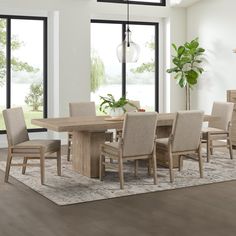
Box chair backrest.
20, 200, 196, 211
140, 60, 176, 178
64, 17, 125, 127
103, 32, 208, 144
69, 102, 96, 117
208, 102, 234, 131
171, 110, 204, 153
121, 112, 158, 157
124, 100, 140, 112
3, 107, 29, 146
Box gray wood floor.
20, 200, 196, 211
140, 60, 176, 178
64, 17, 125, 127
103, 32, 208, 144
1, 148, 236, 236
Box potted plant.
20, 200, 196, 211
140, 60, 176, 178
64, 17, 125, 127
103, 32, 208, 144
99, 94, 138, 116
167, 38, 205, 110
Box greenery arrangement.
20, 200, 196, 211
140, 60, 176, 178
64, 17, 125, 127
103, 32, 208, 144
99, 94, 137, 114
166, 38, 205, 109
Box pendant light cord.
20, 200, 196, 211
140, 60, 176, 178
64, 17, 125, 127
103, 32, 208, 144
127, 0, 130, 47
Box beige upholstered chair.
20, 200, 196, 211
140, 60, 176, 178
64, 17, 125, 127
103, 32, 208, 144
124, 100, 140, 112
115, 100, 140, 141
3, 107, 61, 185
67, 102, 113, 161
156, 111, 204, 183
99, 112, 158, 189
202, 102, 234, 162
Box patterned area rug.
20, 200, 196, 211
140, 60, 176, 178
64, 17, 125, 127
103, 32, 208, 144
0, 151, 235, 206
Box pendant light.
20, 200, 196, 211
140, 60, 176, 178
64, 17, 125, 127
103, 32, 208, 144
116, 0, 140, 63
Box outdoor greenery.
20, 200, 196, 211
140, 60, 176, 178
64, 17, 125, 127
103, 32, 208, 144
131, 41, 155, 74
0, 19, 39, 87
25, 83, 43, 111
99, 94, 138, 114
90, 50, 105, 92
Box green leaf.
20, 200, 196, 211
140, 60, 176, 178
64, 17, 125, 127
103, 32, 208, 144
186, 70, 198, 85
190, 40, 199, 49
172, 43, 178, 52
179, 78, 187, 88
174, 73, 182, 83
166, 67, 179, 73
178, 46, 185, 57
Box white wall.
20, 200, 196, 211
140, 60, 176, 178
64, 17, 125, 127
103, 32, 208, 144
187, 0, 236, 113
0, 0, 186, 147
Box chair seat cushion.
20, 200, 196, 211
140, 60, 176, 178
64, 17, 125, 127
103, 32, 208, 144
202, 127, 225, 133
202, 127, 228, 140
13, 139, 61, 153
156, 138, 169, 149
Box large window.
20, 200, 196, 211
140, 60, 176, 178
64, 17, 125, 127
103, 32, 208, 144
0, 15, 47, 133
91, 20, 159, 112
97, 0, 166, 6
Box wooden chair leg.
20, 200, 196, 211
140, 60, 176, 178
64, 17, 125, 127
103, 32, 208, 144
5, 151, 12, 183
118, 156, 124, 189
147, 158, 152, 176
207, 134, 211, 163
168, 151, 174, 183
178, 155, 183, 171
67, 140, 71, 161
22, 157, 28, 174
57, 149, 61, 176
228, 137, 233, 160
40, 150, 45, 185
210, 140, 213, 155
198, 145, 203, 178
152, 151, 157, 185
99, 154, 105, 181
134, 160, 138, 177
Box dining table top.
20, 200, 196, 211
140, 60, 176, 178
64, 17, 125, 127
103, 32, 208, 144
31, 113, 218, 133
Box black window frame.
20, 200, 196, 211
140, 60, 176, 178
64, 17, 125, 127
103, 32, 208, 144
91, 19, 159, 112
0, 15, 48, 134
97, 0, 166, 6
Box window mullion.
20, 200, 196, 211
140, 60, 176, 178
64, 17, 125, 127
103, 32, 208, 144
6, 17, 11, 109
122, 23, 126, 98
155, 24, 159, 112
43, 18, 48, 119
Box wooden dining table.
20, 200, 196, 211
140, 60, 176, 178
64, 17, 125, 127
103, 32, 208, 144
32, 113, 218, 178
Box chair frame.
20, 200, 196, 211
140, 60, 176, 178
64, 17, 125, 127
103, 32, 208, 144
5, 145, 61, 185
162, 135, 203, 183
99, 138, 157, 189
3, 107, 61, 185
202, 102, 234, 162
203, 122, 233, 162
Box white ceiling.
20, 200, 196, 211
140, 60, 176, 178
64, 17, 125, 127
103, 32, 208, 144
170, 0, 201, 7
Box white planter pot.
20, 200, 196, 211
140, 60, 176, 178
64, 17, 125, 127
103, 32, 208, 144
109, 107, 124, 117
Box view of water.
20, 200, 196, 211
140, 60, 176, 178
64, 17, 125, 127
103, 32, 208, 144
0, 83, 155, 111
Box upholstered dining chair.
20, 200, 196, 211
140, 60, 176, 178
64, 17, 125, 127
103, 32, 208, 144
124, 100, 140, 112
155, 111, 204, 183
3, 107, 61, 185
67, 102, 113, 161
202, 102, 234, 162
115, 100, 140, 141
99, 112, 158, 189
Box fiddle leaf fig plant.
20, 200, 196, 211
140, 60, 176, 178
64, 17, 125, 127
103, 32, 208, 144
167, 38, 205, 109
99, 94, 137, 114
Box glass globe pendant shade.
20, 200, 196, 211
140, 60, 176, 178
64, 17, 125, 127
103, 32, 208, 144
116, 29, 140, 63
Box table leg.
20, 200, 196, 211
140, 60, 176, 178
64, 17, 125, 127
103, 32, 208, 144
72, 131, 106, 178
